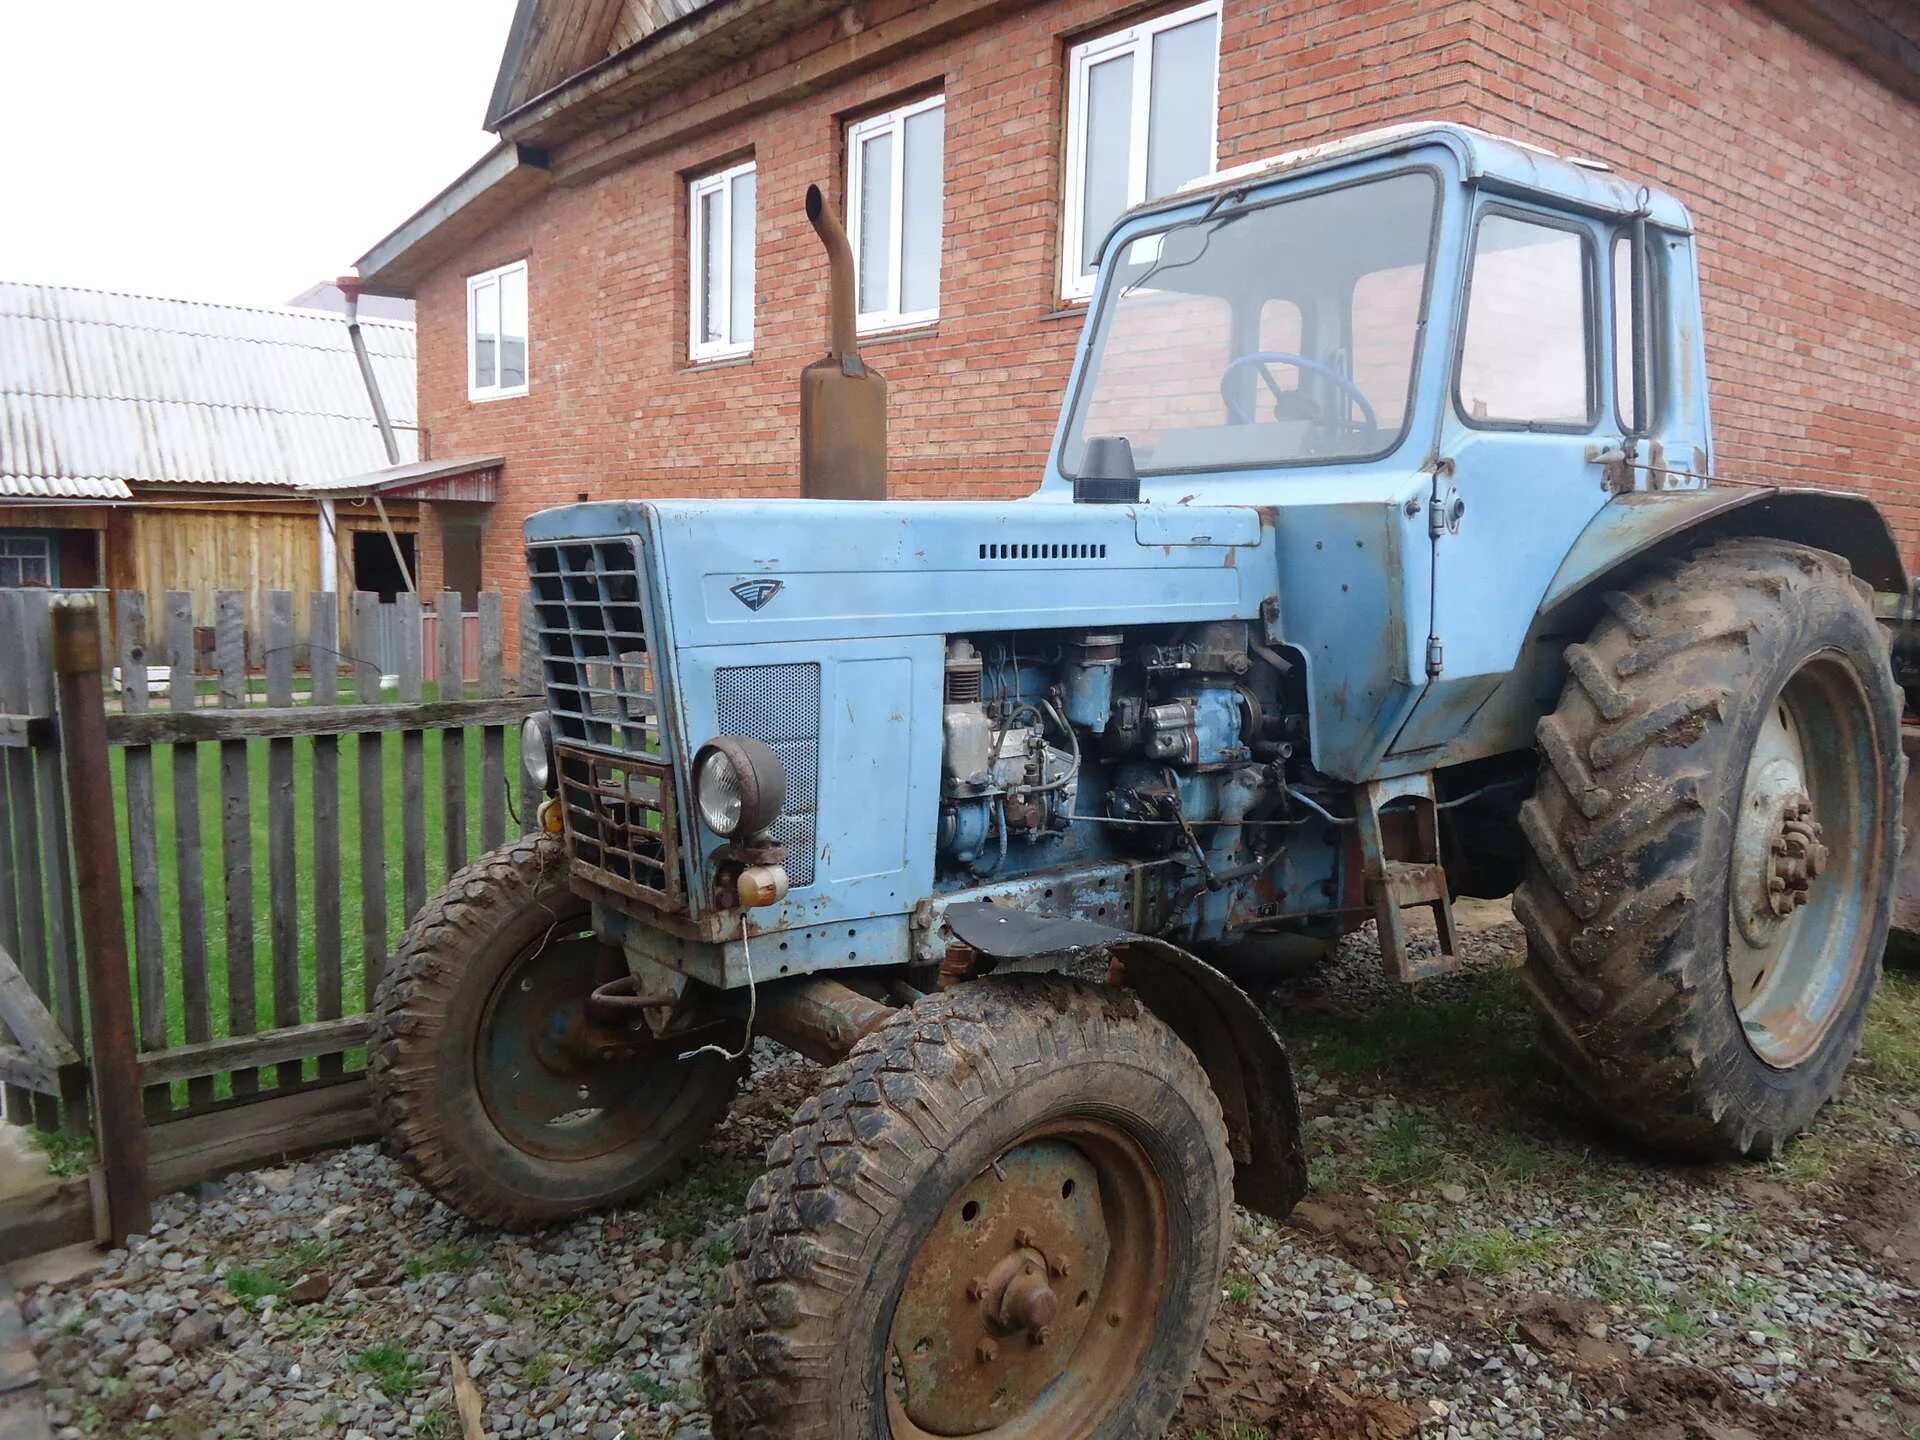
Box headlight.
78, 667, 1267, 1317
521, 712, 554, 792
693, 736, 786, 838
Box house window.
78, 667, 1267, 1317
848, 95, 946, 331
1062, 1, 1221, 300
690, 161, 757, 361
0, 533, 54, 588
1456, 213, 1594, 428
468, 260, 529, 400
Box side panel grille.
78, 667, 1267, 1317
530, 538, 683, 912
715, 663, 820, 887
977, 540, 1107, 560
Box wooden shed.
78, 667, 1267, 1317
0, 281, 423, 633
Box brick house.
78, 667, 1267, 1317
353, 0, 1920, 611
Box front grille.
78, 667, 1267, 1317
715, 663, 820, 887
530, 538, 683, 912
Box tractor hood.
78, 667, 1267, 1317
526, 481, 1438, 782
525, 497, 1276, 648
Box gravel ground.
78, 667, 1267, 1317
18, 907, 1920, 1440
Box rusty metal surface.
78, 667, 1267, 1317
475, 930, 675, 1162
51, 594, 151, 1243
887, 1124, 1162, 1436
800, 185, 887, 502
555, 742, 685, 914
754, 978, 894, 1065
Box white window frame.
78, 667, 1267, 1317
0, 533, 54, 589
847, 94, 946, 334
689, 160, 757, 362
1061, 0, 1222, 302
466, 259, 530, 402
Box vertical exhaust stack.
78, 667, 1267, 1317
800, 185, 887, 500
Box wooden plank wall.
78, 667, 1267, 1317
0, 589, 541, 1237
117, 502, 421, 652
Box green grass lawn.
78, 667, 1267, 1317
103, 718, 526, 1094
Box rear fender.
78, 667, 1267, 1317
1543, 487, 1905, 618
1408, 487, 1911, 774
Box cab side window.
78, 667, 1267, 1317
1456, 214, 1594, 428
1613, 233, 1662, 433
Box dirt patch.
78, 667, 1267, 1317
1602, 1358, 1857, 1440
1283, 1192, 1413, 1277
1504, 1292, 1628, 1372
1833, 1163, 1920, 1285
1169, 1322, 1420, 1440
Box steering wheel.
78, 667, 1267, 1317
1219, 350, 1379, 430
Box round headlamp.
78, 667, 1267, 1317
521, 712, 554, 792
693, 736, 786, 838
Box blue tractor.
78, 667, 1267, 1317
369, 123, 1906, 1439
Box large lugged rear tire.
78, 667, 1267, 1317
369, 833, 740, 1228
702, 975, 1234, 1440
1515, 538, 1901, 1157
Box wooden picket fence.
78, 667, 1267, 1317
0, 587, 543, 1257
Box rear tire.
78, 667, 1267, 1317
702, 975, 1234, 1440
369, 834, 740, 1228
1514, 539, 1901, 1157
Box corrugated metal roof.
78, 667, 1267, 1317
0, 474, 133, 499
0, 280, 418, 495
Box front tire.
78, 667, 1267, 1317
369, 834, 741, 1228
1515, 538, 1901, 1157
702, 975, 1234, 1440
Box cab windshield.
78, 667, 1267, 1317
1060, 170, 1438, 476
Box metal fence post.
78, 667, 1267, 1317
50, 594, 152, 1242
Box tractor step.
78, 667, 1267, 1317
1354, 775, 1460, 982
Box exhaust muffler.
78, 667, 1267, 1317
800, 184, 887, 501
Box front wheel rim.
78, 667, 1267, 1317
885, 1119, 1169, 1439
1726, 653, 1879, 1068
474, 926, 672, 1161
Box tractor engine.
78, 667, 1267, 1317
929, 620, 1318, 940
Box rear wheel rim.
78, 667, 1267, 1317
885, 1119, 1168, 1439
1726, 654, 1877, 1068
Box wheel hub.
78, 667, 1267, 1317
888, 1134, 1157, 1437
1766, 801, 1828, 916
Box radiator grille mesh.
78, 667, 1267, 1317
529, 537, 681, 911
715, 663, 820, 887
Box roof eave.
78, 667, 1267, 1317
485, 0, 545, 129
489, 0, 790, 145
354, 143, 552, 298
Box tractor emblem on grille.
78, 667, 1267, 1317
730, 579, 784, 612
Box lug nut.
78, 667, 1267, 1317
1048, 1257, 1071, 1279
1031, 1326, 1051, 1348
1013, 1228, 1035, 1248
965, 1279, 985, 1302
976, 1340, 998, 1364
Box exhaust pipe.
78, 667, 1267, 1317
800, 184, 887, 500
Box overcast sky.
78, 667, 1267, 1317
0, 0, 519, 307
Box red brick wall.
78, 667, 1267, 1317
408, 0, 1920, 610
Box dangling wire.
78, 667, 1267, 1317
679, 924, 758, 1064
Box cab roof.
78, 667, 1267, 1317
1134, 121, 1694, 234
